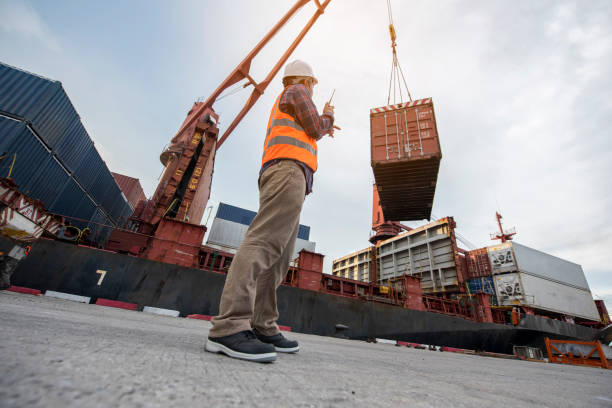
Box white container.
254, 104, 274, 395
493, 272, 600, 321
487, 242, 589, 290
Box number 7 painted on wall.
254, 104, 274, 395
96, 270, 107, 286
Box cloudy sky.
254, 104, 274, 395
1, 0, 611, 310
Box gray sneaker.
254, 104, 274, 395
205, 330, 277, 363
253, 328, 299, 353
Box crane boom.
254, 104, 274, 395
108, 1, 332, 268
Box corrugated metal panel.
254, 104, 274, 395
29, 84, 80, 148
0, 62, 60, 121
26, 156, 70, 209
1, 63, 130, 233
207, 218, 249, 250
54, 120, 93, 173
493, 272, 599, 320
207, 218, 315, 262
216, 203, 256, 226
377, 218, 459, 292
74, 147, 105, 192
0, 119, 70, 207
487, 242, 589, 290
74, 194, 97, 222
298, 225, 310, 241
111, 172, 146, 210
48, 177, 81, 216
216, 202, 310, 240
0, 115, 26, 150
3, 126, 51, 194
467, 277, 498, 306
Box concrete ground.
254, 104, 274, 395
1, 291, 611, 408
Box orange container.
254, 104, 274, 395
370, 98, 442, 221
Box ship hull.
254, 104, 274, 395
7, 238, 598, 354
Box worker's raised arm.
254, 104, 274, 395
280, 84, 334, 140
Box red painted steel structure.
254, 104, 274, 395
491, 211, 516, 243
369, 184, 412, 244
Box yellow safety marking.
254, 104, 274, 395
193, 167, 202, 177
96, 269, 107, 286
189, 178, 198, 190
191, 133, 202, 145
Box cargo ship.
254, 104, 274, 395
1, 57, 610, 358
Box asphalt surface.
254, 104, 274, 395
1, 291, 611, 408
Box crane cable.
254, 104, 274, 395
386, 0, 412, 105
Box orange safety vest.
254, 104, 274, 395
261, 88, 318, 172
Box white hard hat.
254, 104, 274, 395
283, 60, 318, 84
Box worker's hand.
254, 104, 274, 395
328, 125, 341, 138
323, 102, 334, 115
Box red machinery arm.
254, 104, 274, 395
173, 0, 332, 149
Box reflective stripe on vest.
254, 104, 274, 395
261, 88, 318, 172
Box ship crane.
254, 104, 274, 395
490, 211, 516, 243
108, 0, 332, 265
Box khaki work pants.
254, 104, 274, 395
209, 160, 306, 338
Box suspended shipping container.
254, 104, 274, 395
370, 98, 442, 221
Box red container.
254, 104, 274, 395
111, 172, 147, 210
298, 249, 324, 273
466, 248, 492, 278
370, 98, 442, 221
594, 300, 610, 324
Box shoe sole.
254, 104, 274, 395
205, 339, 277, 363
275, 346, 299, 353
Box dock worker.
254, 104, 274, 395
206, 60, 335, 362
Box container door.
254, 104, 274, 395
371, 111, 403, 162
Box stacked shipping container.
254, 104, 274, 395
0, 62, 132, 245
206, 202, 315, 262
487, 242, 600, 321
376, 217, 463, 293
111, 172, 146, 210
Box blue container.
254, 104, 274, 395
54, 120, 93, 174
467, 277, 498, 306
0, 115, 26, 152
216, 202, 311, 241
31, 88, 79, 148
0, 62, 60, 121
74, 147, 105, 192
1, 62, 131, 236
3, 126, 51, 193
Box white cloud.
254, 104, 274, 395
0, 1, 61, 52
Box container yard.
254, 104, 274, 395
1, 0, 611, 406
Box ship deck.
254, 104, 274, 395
1, 291, 610, 407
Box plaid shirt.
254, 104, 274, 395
260, 84, 334, 195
